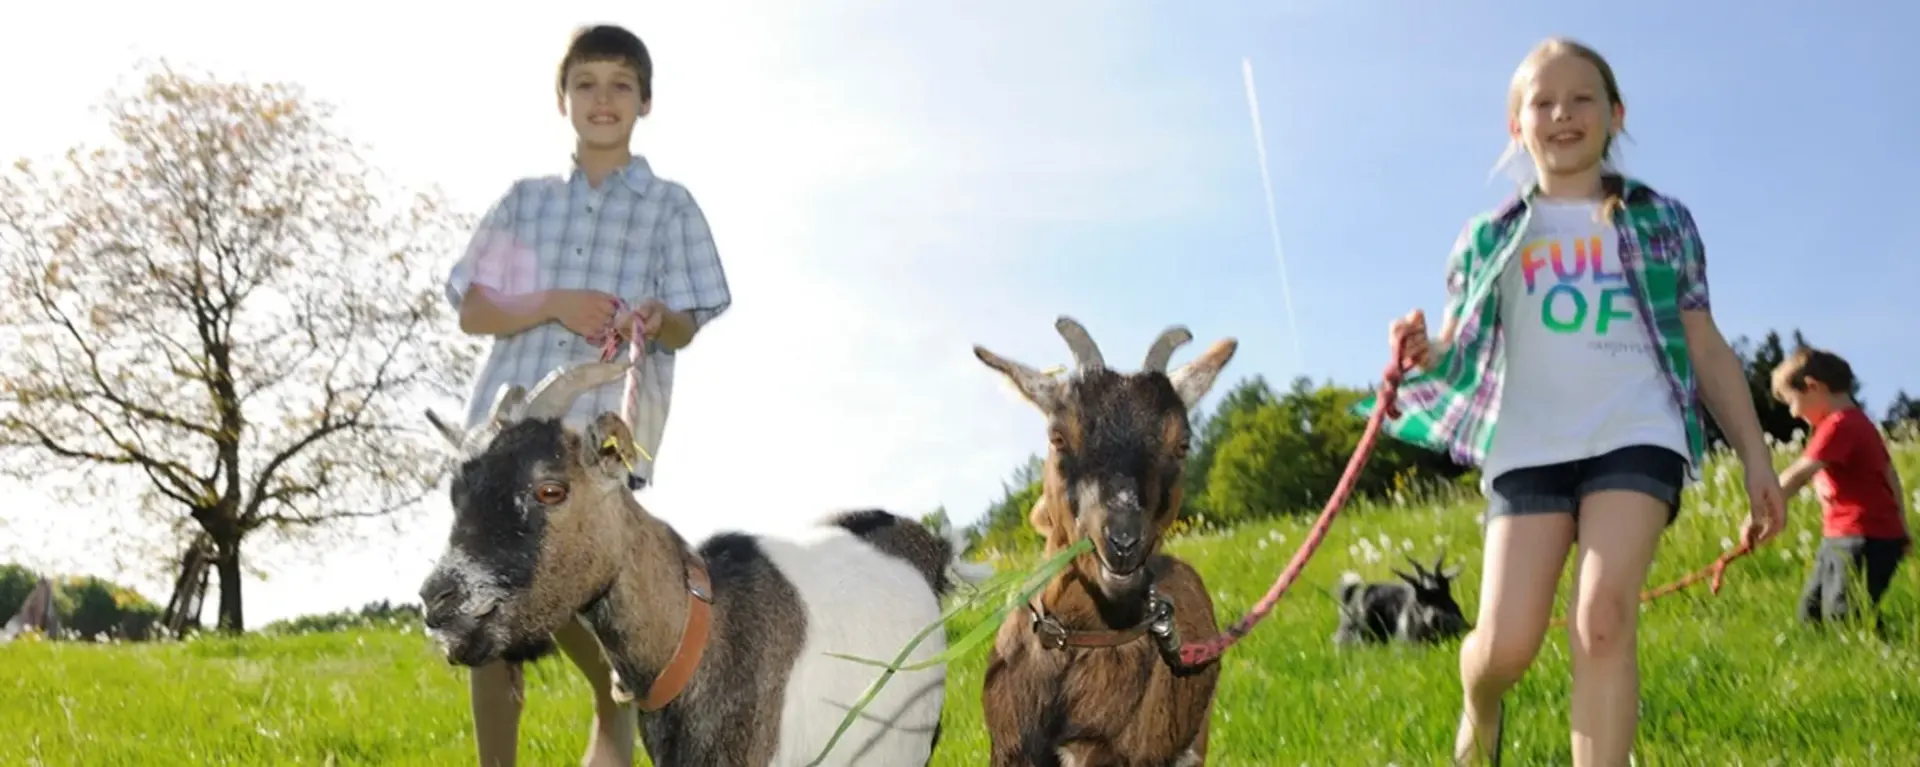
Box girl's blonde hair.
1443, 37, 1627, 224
1489, 37, 1629, 214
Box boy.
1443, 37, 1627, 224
1772, 346, 1910, 630
443, 24, 731, 767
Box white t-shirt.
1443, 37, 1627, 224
1480, 199, 1689, 480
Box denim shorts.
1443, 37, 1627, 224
1484, 444, 1688, 525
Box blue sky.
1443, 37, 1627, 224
0, 1, 1911, 622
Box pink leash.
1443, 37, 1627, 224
1175, 336, 1415, 667
589, 301, 648, 461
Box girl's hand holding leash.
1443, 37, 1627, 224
1741, 460, 1787, 549
1388, 309, 1435, 371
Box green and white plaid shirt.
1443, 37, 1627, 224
1353, 174, 1712, 478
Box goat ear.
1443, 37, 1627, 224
1390, 567, 1419, 586
1027, 497, 1054, 538
1168, 338, 1238, 410
424, 410, 466, 450
975, 345, 1062, 412
583, 413, 639, 482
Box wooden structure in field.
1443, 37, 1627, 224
161, 534, 214, 636
1, 577, 59, 641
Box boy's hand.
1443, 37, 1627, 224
1741, 460, 1787, 547
630, 298, 668, 341
544, 289, 622, 338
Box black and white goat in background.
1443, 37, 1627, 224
1332, 552, 1470, 646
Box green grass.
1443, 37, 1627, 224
6, 444, 1919, 765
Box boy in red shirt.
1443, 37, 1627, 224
1772, 347, 1912, 628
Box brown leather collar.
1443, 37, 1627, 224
628, 556, 714, 712
1027, 587, 1165, 651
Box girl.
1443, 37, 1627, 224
1355, 37, 1786, 765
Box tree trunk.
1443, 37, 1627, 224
215, 539, 245, 634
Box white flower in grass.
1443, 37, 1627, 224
1720, 537, 1734, 551
1401, 538, 1414, 552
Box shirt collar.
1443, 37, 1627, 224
568, 154, 655, 196
1491, 172, 1654, 224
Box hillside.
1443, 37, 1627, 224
4, 444, 1918, 765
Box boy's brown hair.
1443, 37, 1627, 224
557, 24, 653, 101
1772, 346, 1859, 401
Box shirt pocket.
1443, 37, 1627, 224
1637, 222, 1688, 268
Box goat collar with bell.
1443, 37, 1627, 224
610, 554, 714, 712
1028, 582, 1176, 652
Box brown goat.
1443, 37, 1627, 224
974, 316, 1237, 767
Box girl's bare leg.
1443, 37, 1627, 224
1455, 513, 1577, 763
1567, 490, 1667, 767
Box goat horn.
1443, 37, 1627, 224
487, 383, 530, 425
519, 362, 630, 422
1141, 325, 1192, 373
1054, 316, 1105, 371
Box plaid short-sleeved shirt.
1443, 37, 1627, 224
446, 155, 732, 485
1353, 174, 1712, 479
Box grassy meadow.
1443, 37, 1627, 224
6, 443, 1919, 765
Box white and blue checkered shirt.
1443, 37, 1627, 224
445, 155, 732, 486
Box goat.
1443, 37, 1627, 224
417, 361, 991, 766
974, 316, 1236, 767
1331, 552, 1469, 646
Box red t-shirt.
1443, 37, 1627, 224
1805, 407, 1908, 540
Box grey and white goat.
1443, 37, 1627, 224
1332, 552, 1470, 646
417, 361, 992, 766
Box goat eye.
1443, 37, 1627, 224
533, 482, 569, 505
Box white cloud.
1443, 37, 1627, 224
0, 1, 1212, 625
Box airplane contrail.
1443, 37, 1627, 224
1241, 57, 1303, 368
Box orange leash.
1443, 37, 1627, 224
1547, 540, 1756, 629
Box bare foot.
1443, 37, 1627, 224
1453, 697, 1503, 765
